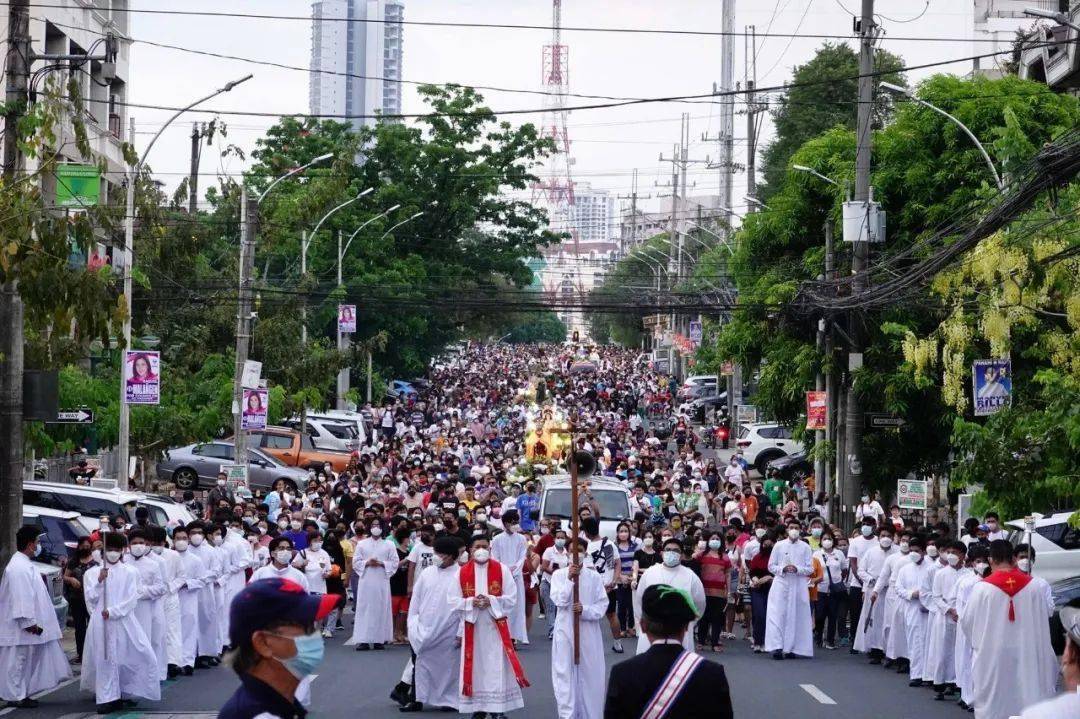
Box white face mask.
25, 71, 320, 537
457, 553, 469, 566
696, 540, 706, 551
476, 513, 487, 522
945, 554, 960, 567
662, 551, 681, 567
151, 545, 164, 555
755, 528, 766, 539
370, 526, 383, 537
860, 525, 873, 537
787, 529, 801, 541
212, 535, 224, 547
105, 550, 122, 564
973, 561, 989, 575
643, 537, 654, 548
473, 548, 490, 564
821, 539, 834, 550
290, 520, 302, 531
899, 541, 910, 553
926, 546, 939, 558
1017, 558, 1031, 572
275, 549, 293, 565
130, 544, 148, 558
909, 551, 922, 564
310, 542, 323, 552
880, 537, 893, 549
554, 538, 566, 549
190, 534, 205, 547
172, 540, 188, 552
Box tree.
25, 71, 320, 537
759, 43, 905, 201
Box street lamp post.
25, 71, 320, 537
116, 73, 252, 489
335, 203, 399, 410
879, 82, 1004, 191
378, 211, 424, 242
1024, 6, 1080, 33
743, 195, 772, 211
300, 189, 373, 345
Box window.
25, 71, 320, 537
541, 489, 630, 521
137, 503, 168, 526
322, 423, 357, 440
261, 433, 294, 450
775, 427, 793, 439
201, 443, 234, 461
60, 494, 122, 519
23, 489, 64, 510
1035, 522, 1080, 550
757, 426, 778, 439
35, 515, 89, 563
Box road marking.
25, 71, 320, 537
800, 683, 837, 705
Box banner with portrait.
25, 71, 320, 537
123, 350, 160, 405
338, 304, 357, 333
241, 387, 268, 430
972, 359, 1011, 417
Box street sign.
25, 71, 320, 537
220, 464, 248, 489
898, 479, 928, 510
49, 408, 94, 424
866, 412, 906, 429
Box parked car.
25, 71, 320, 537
766, 450, 812, 483
678, 392, 728, 420
676, 375, 717, 402
22, 480, 143, 532
138, 492, 198, 527
735, 422, 806, 475
303, 409, 369, 446
1050, 575, 1080, 655
386, 380, 418, 400
158, 440, 312, 492
242, 426, 356, 473
34, 560, 67, 628
284, 416, 361, 452
538, 475, 633, 541
22, 505, 89, 566
1006, 511, 1079, 584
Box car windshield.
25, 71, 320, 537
543, 488, 630, 521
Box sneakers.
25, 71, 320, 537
823, 643, 837, 650
322, 628, 333, 638
612, 640, 624, 654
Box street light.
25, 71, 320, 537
258, 152, 334, 204
339, 204, 401, 284
686, 221, 735, 255
744, 195, 772, 211
879, 81, 1004, 191
792, 164, 840, 187
116, 73, 253, 489
1024, 6, 1080, 33
379, 211, 424, 241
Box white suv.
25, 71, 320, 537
736, 422, 805, 475
1006, 511, 1079, 584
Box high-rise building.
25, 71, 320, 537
309, 0, 404, 129
569, 182, 615, 245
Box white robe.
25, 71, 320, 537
550, 566, 608, 719
852, 544, 897, 652
764, 538, 814, 657
81, 560, 161, 704
953, 568, 980, 704
925, 564, 960, 685
346, 538, 399, 645
0, 552, 72, 701
632, 563, 705, 655
220, 531, 253, 640
173, 547, 209, 667
407, 563, 462, 709
123, 553, 168, 680
187, 541, 224, 656
155, 547, 184, 667
250, 564, 310, 590
448, 560, 524, 714
959, 571, 1058, 719
880, 551, 910, 660
894, 557, 934, 681
490, 531, 529, 643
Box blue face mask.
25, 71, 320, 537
270, 631, 324, 679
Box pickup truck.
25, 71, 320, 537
240, 425, 356, 473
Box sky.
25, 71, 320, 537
126, 0, 1019, 220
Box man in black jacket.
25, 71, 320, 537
604, 584, 734, 719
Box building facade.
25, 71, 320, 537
309, 0, 404, 129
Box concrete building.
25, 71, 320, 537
309, 0, 405, 130
1019, 5, 1080, 93
969, 0, 1061, 75
567, 181, 615, 245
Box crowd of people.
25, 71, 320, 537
0, 342, 1075, 719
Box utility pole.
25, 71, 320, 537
824, 220, 836, 499
232, 188, 257, 463
300, 230, 308, 345
336, 229, 349, 410
1, 0, 30, 564
844, 0, 876, 529
616, 169, 651, 256
188, 122, 202, 215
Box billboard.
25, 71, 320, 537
972, 359, 1011, 417
898, 479, 928, 510
805, 391, 827, 430
241, 387, 268, 430
123, 350, 160, 405
338, 304, 357, 333
56, 164, 101, 208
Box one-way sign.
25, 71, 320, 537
866, 412, 905, 429
50, 408, 94, 424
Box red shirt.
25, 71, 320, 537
534, 532, 556, 558
699, 553, 733, 597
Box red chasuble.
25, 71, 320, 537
983, 568, 1032, 622
459, 559, 530, 696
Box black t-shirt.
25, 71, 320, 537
389, 547, 410, 596
633, 549, 660, 572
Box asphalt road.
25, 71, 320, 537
12, 609, 975, 719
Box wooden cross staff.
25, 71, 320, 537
553, 422, 581, 664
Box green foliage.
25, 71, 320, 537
502, 313, 567, 344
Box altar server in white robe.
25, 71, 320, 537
186, 523, 224, 663
207, 526, 231, 650
490, 510, 529, 644
169, 526, 206, 674
150, 526, 184, 677
219, 517, 253, 644
550, 537, 609, 719
852, 528, 897, 660
448, 534, 529, 716
346, 520, 399, 649
81, 532, 161, 713
399, 536, 464, 713
250, 537, 309, 590
632, 537, 705, 654
765, 521, 814, 659
959, 540, 1057, 719
925, 541, 964, 698
0, 526, 72, 708
880, 534, 912, 668
953, 544, 988, 711
123, 529, 168, 681
893, 536, 935, 685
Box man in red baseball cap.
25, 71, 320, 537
219, 578, 339, 719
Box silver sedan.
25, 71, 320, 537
157, 440, 310, 492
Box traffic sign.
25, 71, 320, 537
866, 412, 906, 429
898, 479, 928, 510
49, 408, 94, 424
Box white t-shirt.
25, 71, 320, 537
846, 534, 875, 588
586, 537, 617, 588
407, 542, 436, 573
541, 546, 570, 578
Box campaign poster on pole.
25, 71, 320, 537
338, 304, 357, 333
972, 359, 1011, 416
123, 350, 160, 405
241, 387, 269, 430
805, 391, 827, 430
688, 321, 702, 346
897, 479, 928, 510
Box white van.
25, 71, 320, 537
23, 480, 143, 532
538, 475, 633, 541
292, 411, 368, 448
1006, 511, 1079, 584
